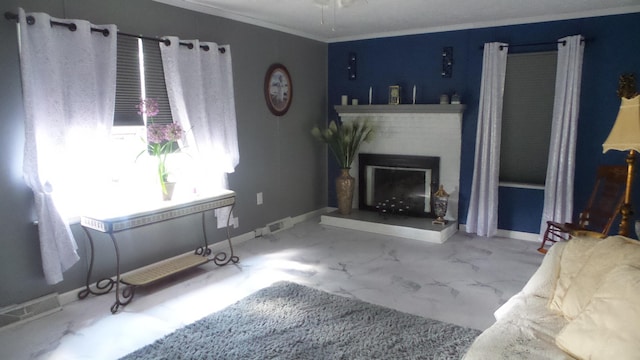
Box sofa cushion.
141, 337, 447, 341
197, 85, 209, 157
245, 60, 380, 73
555, 264, 640, 360
559, 236, 640, 319
547, 236, 600, 313
519, 241, 565, 300
463, 295, 572, 360
464, 242, 573, 360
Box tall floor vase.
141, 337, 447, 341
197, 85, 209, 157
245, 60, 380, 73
336, 168, 355, 215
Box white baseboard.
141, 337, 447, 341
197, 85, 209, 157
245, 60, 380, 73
292, 207, 334, 224
458, 224, 540, 242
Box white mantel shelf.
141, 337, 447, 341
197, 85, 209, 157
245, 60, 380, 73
334, 104, 466, 114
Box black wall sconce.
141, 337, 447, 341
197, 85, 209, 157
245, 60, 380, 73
442, 47, 453, 78
348, 52, 357, 80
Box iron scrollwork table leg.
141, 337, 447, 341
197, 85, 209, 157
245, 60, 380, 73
194, 204, 239, 266
78, 228, 136, 314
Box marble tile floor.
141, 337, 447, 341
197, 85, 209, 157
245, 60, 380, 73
0, 217, 544, 360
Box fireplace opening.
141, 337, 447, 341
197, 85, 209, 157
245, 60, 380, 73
358, 153, 440, 218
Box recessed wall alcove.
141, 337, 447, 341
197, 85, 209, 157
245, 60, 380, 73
320, 104, 465, 244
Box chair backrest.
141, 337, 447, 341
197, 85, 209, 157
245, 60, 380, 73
577, 165, 627, 234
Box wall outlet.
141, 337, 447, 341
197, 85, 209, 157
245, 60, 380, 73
257, 192, 263, 205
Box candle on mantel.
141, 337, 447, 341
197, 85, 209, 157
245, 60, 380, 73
368, 86, 372, 105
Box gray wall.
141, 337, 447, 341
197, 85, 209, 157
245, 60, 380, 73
0, 0, 328, 307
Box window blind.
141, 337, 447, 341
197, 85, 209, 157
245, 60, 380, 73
114, 35, 143, 126
500, 51, 557, 185
141, 39, 172, 125
113, 36, 173, 126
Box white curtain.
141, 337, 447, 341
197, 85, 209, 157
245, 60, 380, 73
466, 42, 509, 237
17, 8, 117, 284
160, 37, 239, 228
539, 35, 585, 237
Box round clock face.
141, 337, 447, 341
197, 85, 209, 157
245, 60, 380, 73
264, 64, 292, 116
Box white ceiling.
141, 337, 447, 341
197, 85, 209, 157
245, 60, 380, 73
154, 0, 640, 43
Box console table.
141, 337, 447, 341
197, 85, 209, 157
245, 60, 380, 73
78, 190, 238, 313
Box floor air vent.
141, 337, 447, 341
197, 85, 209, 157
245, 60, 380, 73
254, 217, 294, 237
267, 217, 293, 234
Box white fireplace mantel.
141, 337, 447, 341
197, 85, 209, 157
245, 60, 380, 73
334, 104, 466, 115
335, 104, 465, 222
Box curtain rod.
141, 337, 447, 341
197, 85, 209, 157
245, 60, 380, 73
4, 11, 226, 54
479, 38, 590, 50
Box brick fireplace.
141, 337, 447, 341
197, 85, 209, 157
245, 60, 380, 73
320, 104, 465, 244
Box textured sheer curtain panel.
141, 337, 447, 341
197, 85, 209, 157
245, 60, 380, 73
539, 35, 585, 239
160, 37, 239, 228
16, 8, 117, 284
466, 42, 508, 237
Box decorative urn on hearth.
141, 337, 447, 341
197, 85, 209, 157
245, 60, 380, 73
432, 184, 449, 225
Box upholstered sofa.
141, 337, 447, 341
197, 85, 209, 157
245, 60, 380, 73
463, 234, 640, 360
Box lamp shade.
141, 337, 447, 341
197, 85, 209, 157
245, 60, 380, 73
603, 95, 640, 153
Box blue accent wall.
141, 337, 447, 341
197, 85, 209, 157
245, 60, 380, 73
497, 186, 544, 233
328, 13, 640, 235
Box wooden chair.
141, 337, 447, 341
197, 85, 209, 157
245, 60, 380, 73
537, 165, 627, 254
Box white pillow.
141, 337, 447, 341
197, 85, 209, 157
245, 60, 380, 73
547, 236, 600, 312
521, 241, 566, 299
556, 264, 640, 360
559, 236, 640, 319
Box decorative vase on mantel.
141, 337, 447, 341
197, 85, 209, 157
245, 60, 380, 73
336, 168, 355, 215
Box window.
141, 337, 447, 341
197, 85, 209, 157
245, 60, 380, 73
110, 36, 173, 185
500, 51, 557, 186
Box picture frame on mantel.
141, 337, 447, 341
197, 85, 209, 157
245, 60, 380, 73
264, 63, 292, 116
388, 85, 401, 105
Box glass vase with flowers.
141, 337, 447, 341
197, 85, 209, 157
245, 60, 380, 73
136, 98, 185, 200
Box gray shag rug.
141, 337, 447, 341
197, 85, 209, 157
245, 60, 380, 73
121, 281, 481, 360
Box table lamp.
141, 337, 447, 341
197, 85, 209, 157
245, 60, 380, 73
602, 91, 640, 236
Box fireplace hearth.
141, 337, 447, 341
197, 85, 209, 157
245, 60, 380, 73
320, 209, 458, 244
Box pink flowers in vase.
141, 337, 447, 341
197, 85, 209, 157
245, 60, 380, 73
136, 98, 185, 195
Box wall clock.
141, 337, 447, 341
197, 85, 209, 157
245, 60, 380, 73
264, 63, 292, 116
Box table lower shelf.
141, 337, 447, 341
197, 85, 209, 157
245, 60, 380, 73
121, 254, 209, 287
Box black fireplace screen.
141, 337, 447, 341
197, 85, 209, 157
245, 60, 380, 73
358, 153, 440, 218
